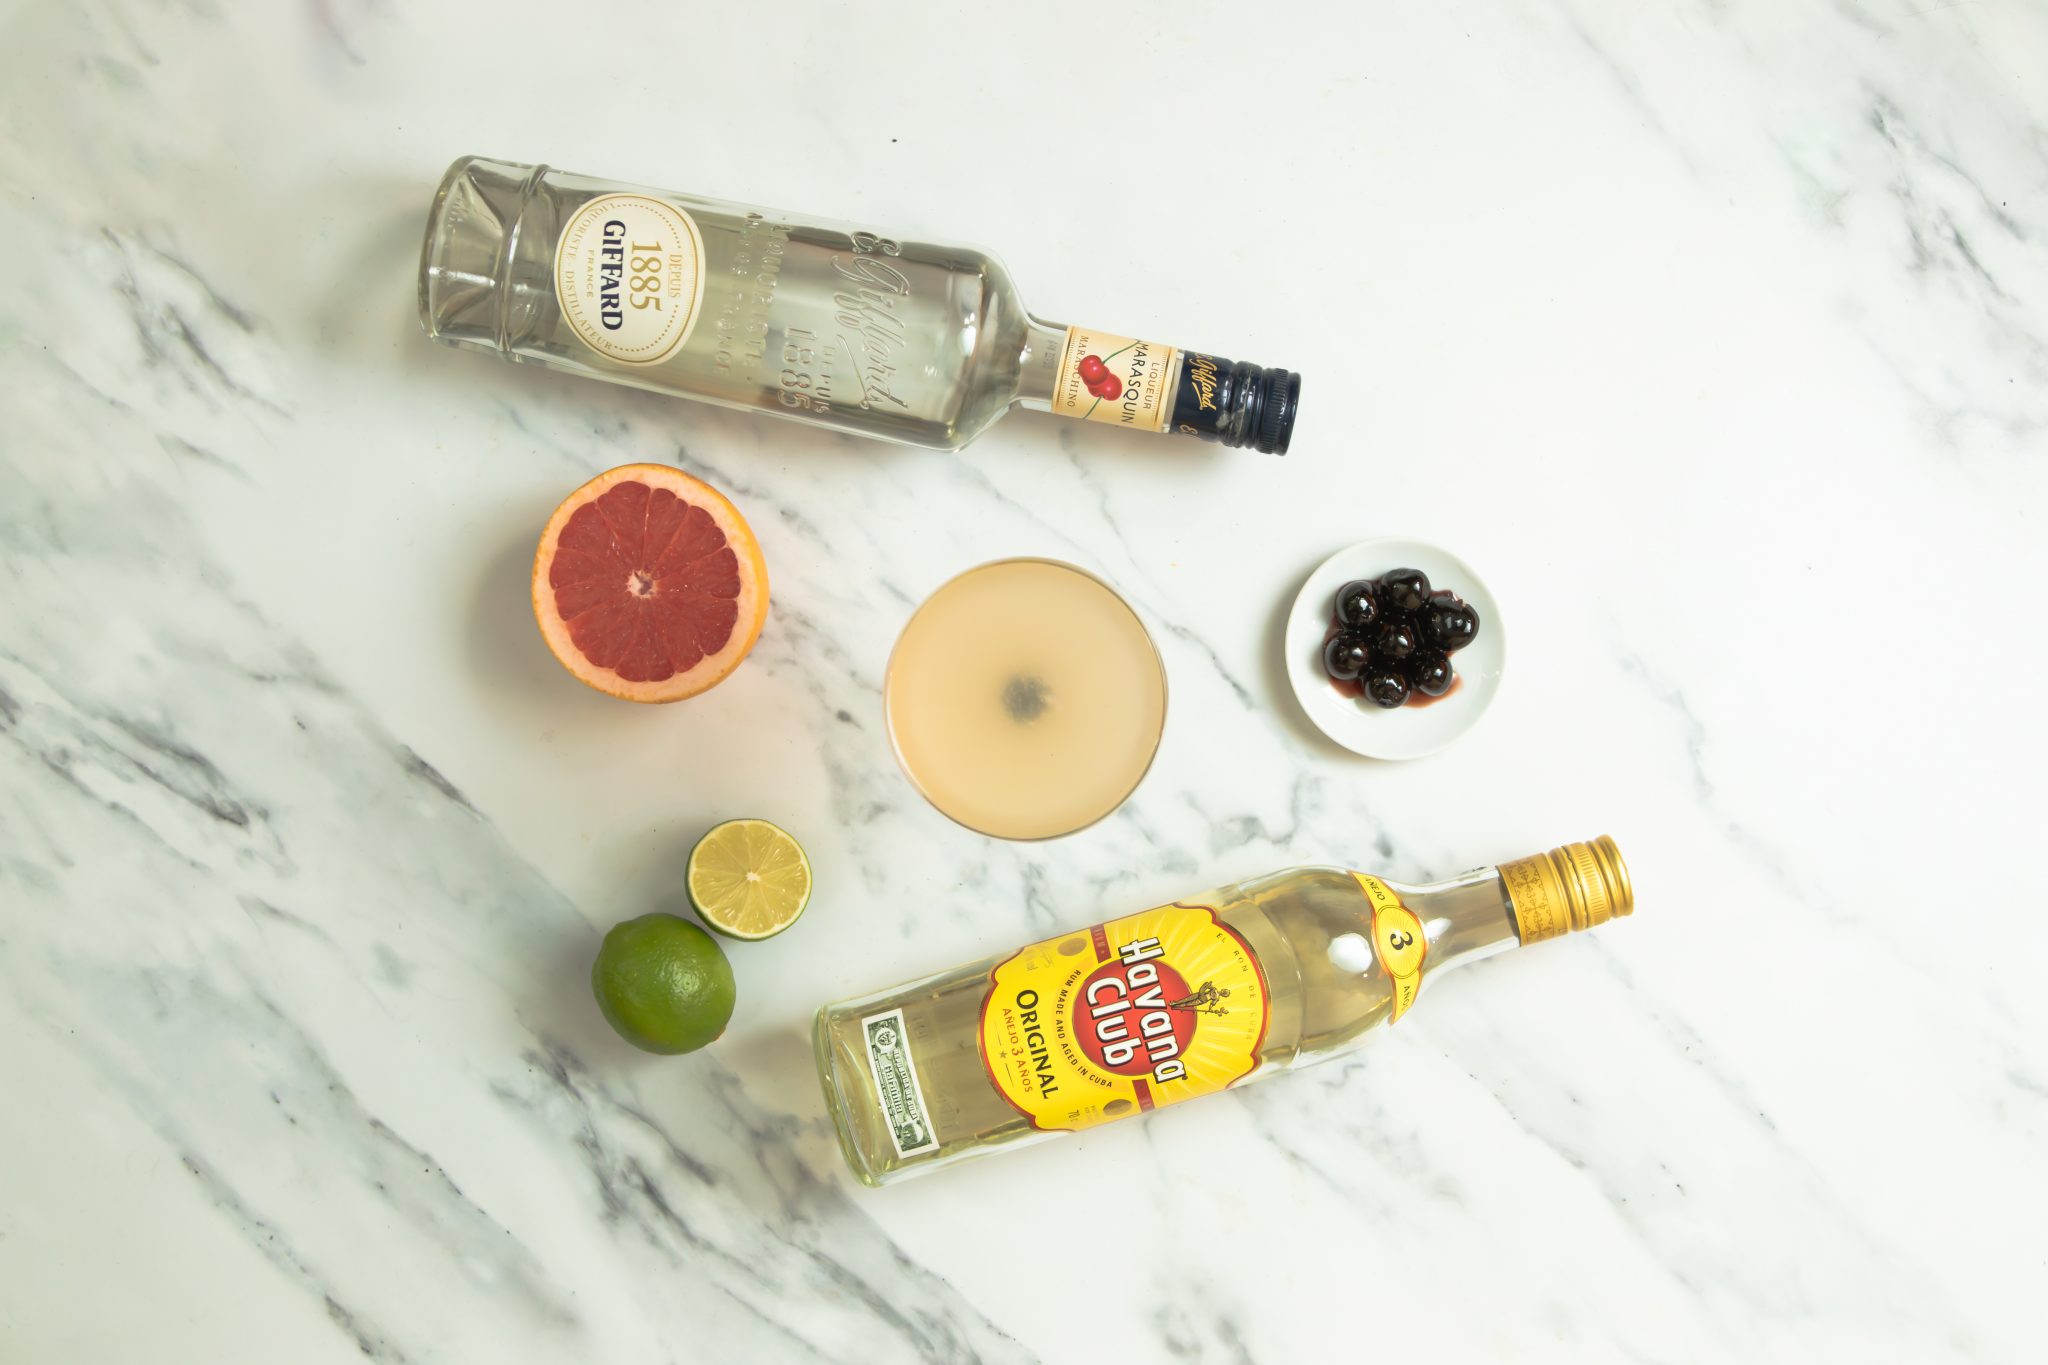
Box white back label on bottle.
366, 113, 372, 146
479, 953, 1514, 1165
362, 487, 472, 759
861, 1007, 940, 1157
554, 194, 705, 366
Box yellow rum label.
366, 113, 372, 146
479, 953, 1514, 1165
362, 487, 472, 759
979, 903, 1269, 1132
1054, 327, 1180, 433
1353, 873, 1428, 1021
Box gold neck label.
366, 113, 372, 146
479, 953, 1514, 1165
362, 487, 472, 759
1354, 874, 1428, 1022
1053, 326, 1179, 432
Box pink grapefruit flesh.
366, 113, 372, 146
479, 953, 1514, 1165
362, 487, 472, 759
532, 464, 769, 703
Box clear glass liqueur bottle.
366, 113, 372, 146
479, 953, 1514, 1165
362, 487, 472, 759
417, 157, 1300, 453
815, 837, 1631, 1186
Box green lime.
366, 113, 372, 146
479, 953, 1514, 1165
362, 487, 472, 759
590, 913, 735, 1054
687, 819, 812, 941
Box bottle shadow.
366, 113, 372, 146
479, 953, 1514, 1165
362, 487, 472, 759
712, 1020, 846, 1163
1047, 414, 1238, 476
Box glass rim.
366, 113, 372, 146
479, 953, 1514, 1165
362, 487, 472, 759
883, 557, 1169, 842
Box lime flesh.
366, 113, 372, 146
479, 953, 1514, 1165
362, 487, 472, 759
687, 819, 812, 941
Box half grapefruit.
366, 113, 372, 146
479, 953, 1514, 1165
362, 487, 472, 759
532, 464, 769, 703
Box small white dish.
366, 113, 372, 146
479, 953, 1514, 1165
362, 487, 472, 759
1285, 538, 1505, 760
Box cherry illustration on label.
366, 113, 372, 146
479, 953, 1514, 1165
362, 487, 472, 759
1079, 353, 1125, 402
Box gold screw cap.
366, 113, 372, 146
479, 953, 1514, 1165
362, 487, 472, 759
1500, 836, 1633, 944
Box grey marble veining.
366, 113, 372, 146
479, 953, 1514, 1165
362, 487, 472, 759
4, 2, 2046, 1362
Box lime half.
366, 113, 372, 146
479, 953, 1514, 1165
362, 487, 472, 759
687, 819, 812, 940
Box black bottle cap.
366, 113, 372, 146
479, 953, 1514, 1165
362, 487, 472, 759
1168, 353, 1301, 455
1251, 367, 1301, 456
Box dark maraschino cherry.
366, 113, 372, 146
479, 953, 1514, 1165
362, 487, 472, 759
1422, 599, 1480, 652
1323, 633, 1371, 682
1078, 354, 1108, 384
1376, 620, 1417, 660
1409, 651, 1454, 697
1364, 670, 1411, 709
1377, 567, 1431, 613
1334, 579, 1381, 630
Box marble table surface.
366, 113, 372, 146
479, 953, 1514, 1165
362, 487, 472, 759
5, 3, 2045, 1361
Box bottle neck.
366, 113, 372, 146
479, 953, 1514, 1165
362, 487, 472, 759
1401, 838, 1634, 975
1334, 866, 1518, 1028
1015, 317, 1300, 455
1368, 837, 1634, 1005
1407, 867, 1523, 974
1015, 316, 1068, 411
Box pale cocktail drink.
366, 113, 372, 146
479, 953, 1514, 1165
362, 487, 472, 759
885, 559, 1166, 841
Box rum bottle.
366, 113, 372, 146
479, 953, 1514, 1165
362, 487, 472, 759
815, 837, 1631, 1185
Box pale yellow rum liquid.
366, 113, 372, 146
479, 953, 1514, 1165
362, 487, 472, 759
884, 559, 1166, 841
